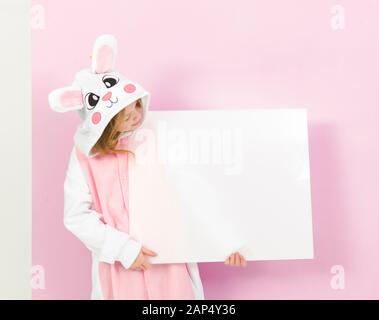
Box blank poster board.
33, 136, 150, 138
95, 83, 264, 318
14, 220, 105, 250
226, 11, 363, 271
127, 108, 314, 264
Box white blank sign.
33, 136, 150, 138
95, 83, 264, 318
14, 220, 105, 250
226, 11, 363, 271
127, 109, 314, 264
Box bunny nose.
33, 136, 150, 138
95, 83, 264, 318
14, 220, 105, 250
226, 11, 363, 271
102, 91, 112, 101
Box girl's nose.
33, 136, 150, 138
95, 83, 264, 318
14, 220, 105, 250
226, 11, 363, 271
102, 91, 112, 101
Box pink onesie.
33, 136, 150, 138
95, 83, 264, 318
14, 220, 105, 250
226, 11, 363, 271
74, 136, 196, 299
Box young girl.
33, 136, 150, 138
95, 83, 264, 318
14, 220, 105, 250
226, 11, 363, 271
49, 34, 247, 300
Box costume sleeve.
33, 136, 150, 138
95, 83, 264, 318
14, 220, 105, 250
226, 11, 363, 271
63, 147, 142, 269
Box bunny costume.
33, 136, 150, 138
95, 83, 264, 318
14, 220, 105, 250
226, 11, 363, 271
48, 34, 204, 300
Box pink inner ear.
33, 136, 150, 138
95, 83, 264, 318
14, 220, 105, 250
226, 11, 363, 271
60, 90, 83, 108
95, 45, 114, 73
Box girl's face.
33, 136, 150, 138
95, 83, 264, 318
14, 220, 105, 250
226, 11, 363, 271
116, 101, 143, 133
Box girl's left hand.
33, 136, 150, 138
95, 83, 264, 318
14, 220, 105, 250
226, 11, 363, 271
225, 252, 247, 267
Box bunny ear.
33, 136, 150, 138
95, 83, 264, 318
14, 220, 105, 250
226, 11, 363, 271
91, 34, 117, 74
48, 86, 84, 113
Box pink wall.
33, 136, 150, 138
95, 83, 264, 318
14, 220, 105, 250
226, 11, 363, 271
32, 0, 379, 299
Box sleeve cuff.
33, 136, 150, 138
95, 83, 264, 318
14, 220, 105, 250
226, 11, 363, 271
118, 238, 142, 269
98, 224, 131, 264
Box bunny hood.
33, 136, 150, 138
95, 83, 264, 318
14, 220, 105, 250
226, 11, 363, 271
48, 34, 151, 157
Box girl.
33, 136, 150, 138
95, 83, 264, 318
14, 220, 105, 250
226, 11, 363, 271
49, 34, 247, 300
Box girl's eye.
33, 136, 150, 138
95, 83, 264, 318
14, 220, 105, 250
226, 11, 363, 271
85, 92, 100, 110
102, 75, 119, 88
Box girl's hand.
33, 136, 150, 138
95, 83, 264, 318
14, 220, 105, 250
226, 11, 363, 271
130, 246, 158, 271
225, 252, 247, 267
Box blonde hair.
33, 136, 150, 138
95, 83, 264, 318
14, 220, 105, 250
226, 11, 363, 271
91, 99, 143, 157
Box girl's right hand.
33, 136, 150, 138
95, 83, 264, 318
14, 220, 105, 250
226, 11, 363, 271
130, 246, 158, 271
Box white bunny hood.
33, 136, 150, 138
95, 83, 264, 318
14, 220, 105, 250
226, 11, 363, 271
48, 34, 150, 157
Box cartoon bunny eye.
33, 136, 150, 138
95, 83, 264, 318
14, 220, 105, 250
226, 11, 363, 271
85, 92, 100, 110
102, 75, 119, 89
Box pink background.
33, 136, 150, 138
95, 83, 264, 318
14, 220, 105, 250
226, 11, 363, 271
33, 0, 379, 299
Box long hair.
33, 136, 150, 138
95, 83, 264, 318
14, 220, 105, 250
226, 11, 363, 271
90, 99, 143, 157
